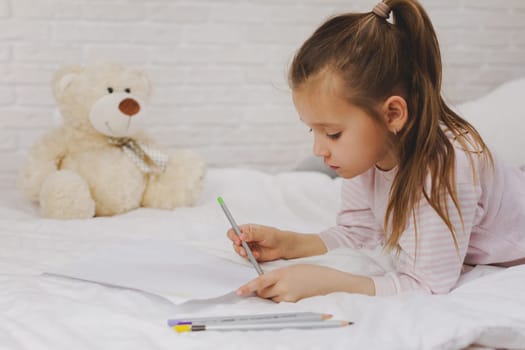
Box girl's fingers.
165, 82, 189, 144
271, 295, 283, 303
248, 242, 259, 254
226, 229, 241, 245
232, 243, 246, 257
256, 285, 278, 299
240, 224, 261, 243
236, 273, 277, 297
232, 243, 240, 255
229, 224, 267, 260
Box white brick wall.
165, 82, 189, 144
1, 0, 524, 184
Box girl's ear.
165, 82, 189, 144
381, 96, 408, 134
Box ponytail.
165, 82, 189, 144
383, 0, 492, 251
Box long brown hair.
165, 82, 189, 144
289, 0, 492, 251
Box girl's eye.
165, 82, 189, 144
124, 88, 131, 93
327, 132, 342, 140
107, 87, 114, 93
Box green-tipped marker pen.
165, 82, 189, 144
217, 197, 264, 276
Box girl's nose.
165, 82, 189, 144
313, 137, 329, 157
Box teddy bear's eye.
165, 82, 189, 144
124, 88, 131, 93
107, 87, 114, 94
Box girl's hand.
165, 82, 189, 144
227, 224, 288, 262
236, 264, 375, 302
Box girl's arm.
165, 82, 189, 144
229, 225, 327, 261
231, 175, 382, 262
322, 168, 479, 296
236, 264, 375, 302
238, 176, 480, 301
319, 176, 384, 251
373, 179, 480, 295
282, 231, 327, 259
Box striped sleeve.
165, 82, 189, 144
319, 177, 384, 250
372, 180, 481, 296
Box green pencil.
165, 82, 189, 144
217, 196, 264, 275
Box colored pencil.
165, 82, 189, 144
168, 311, 332, 327
174, 320, 351, 332
217, 196, 264, 275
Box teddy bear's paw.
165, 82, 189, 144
39, 170, 95, 219
142, 151, 206, 209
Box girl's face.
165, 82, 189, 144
292, 73, 396, 179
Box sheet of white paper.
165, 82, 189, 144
44, 240, 259, 304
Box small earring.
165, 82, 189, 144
393, 129, 397, 136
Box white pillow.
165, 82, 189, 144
455, 78, 525, 167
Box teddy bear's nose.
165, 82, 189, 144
119, 98, 141, 117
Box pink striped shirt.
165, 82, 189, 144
319, 145, 525, 296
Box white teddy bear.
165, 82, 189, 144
17, 63, 206, 219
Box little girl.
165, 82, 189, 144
228, 0, 525, 302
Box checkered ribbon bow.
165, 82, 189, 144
108, 137, 168, 174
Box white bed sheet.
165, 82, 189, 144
1, 168, 524, 350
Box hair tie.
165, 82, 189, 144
372, 2, 391, 19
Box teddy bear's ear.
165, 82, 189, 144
133, 69, 152, 99
52, 65, 84, 99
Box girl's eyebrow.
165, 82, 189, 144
313, 122, 340, 127
299, 118, 340, 127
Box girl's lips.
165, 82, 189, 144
324, 159, 339, 170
